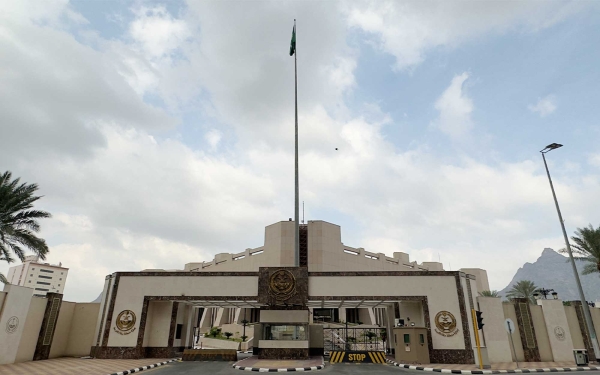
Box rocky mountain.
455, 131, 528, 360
499, 248, 600, 302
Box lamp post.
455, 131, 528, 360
540, 143, 600, 359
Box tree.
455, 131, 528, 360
559, 224, 600, 275
0, 171, 51, 283
478, 290, 499, 297
506, 280, 538, 304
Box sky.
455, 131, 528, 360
2, 0, 600, 302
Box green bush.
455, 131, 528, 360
224, 332, 233, 340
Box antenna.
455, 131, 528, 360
302, 201, 305, 224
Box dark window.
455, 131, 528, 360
37, 281, 50, 285
175, 324, 183, 339
419, 334, 425, 344
59, 278, 62, 280
39, 275, 52, 279
404, 334, 410, 344
33, 294, 45, 297
61, 272, 64, 275
40, 269, 54, 273
35, 288, 49, 291
58, 284, 60, 286
30, 274, 33, 276
28, 281, 31, 283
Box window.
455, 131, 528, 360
28, 280, 31, 283
30, 274, 33, 276
61, 272, 63, 275
403, 334, 410, 344
37, 281, 50, 285
35, 288, 49, 291
40, 269, 54, 273
32, 268, 35, 270
175, 324, 183, 339
58, 284, 60, 286
39, 275, 51, 279
33, 294, 45, 297
419, 334, 425, 344
263, 324, 307, 341
59, 278, 62, 280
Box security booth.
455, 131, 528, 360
393, 327, 430, 364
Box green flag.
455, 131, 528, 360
289, 25, 296, 56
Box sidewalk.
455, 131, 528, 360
233, 356, 324, 372
0, 357, 177, 375
386, 358, 600, 373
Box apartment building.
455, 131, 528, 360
6, 255, 68, 297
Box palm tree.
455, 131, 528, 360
559, 224, 600, 275
506, 280, 538, 304
0, 171, 51, 283
478, 290, 499, 297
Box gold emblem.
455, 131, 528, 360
114, 310, 136, 335
269, 269, 296, 301
434, 311, 459, 337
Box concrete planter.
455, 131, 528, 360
198, 336, 240, 350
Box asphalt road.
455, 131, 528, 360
144, 361, 600, 375
143, 361, 429, 375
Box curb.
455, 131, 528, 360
233, 358, 325, 372
108, 358, 180, 375
386, 359, 600, 374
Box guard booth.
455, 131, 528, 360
393, 327, 430, 364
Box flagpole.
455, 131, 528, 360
293, 19, 300, 267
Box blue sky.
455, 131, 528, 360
1, 0, 600, 301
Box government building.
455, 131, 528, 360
2, 220, 599, 366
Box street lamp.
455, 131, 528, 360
541, 143, 600, 359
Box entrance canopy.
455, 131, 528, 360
184, 300, 266, 308
307, 300, 398, 309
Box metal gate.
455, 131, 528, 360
323, 327, 387, 355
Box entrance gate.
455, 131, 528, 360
324, 327, 387, 361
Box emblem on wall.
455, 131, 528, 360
113, 310, 136, 335
434, 311, 460, 337
554, 326, 566, 341
268, 269, 296, 301
6, 316, 19, 334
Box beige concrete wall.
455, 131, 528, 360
107, 275, 258, 347
530, 304, 553, 361
0, 291, 6, 310
310, 275, 465, 350
0, 285, 34, 365
64, 303, 101, 357
503, 303, 525, 361
260, 310, 308, 323
15, 297, 46, 363
478, 297, 512, 363
537, 299, 574, 361
591, 308, 600, 344
186, 220, 438, 273
93, 276, 113, 348
172, 303, 186, 348
146, 301, 172, 347
399, 301, 424, 327
460, 269, 490, 294
49, 301, 75, 359
564, 305, 585, 350
258, 340, 308, 348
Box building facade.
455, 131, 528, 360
6, 255, 68, 297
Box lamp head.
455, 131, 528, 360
541, 143, 563, 153
552, 292, 558, 300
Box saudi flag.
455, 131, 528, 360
289, 25, 296, 56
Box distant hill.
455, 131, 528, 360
499, 248, 600, 302
92, 292, 102, 303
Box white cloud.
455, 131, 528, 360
346, 1, 589, 70
528, 95, 557, 117
129, 5, 191, 59
2, 0, 600, 304
432, 72, 473, 139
